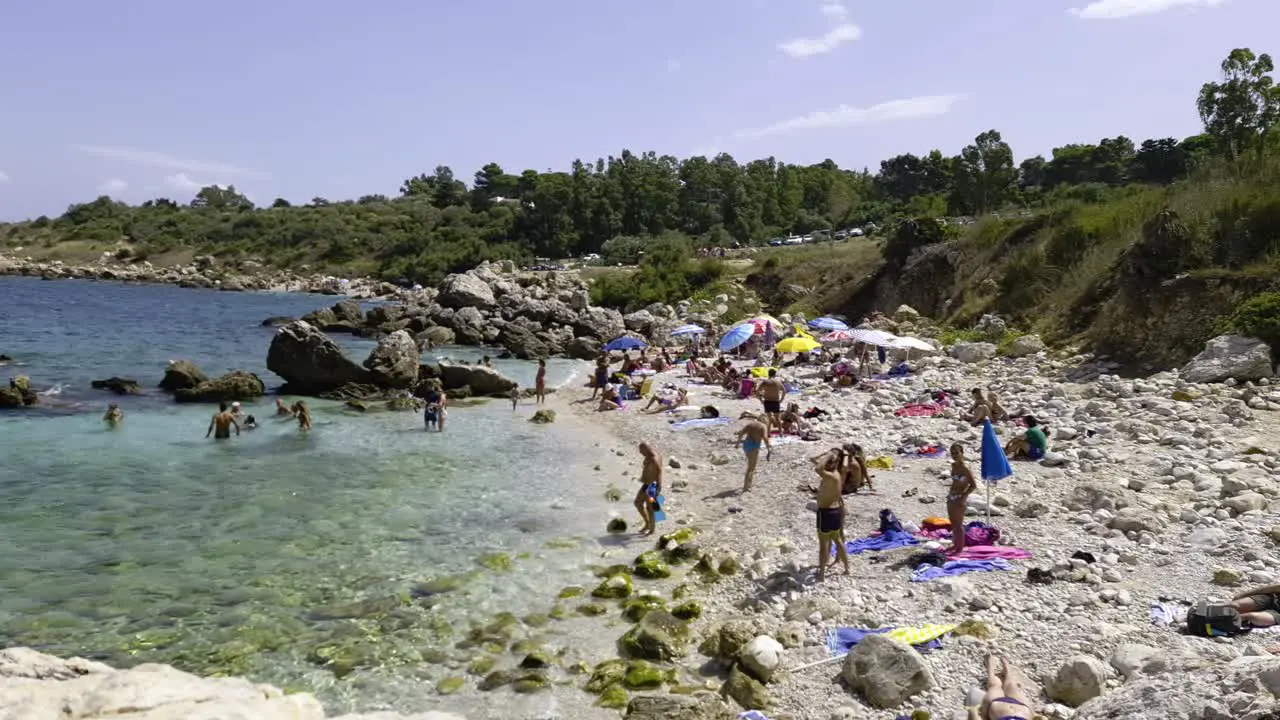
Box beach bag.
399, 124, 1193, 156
700, 405, 719, 419
1186, 602, 1247, 637
964, 522, 1001, 547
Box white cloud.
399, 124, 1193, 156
72, 145, 261, 177
820, 2, 849, 20
164, 173, 206, 194
666, 58, 682, 73
732, 94, 965, 139
0, 170, 9, 184
777, 23, 862, 57
1069, 0, 1228, 20
97, 178, 128, 195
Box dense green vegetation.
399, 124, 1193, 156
742, 48, 1280, 370
6, 49, 1274, 295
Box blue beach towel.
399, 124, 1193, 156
840, 528, 918, 556
910, 558, 1012, 582
826, 626, 944, 655
670, 417, 731, 431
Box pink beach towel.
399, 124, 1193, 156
947, 546, 1032, 561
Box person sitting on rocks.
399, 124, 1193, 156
641, 387, 688, 413
1005, 415, 1049, 460
987, 391, 1011, 422
962, 388, 991, 425
968, 654, 1034, 720
1230, 584, 1280, 627
597, 383, 622, 412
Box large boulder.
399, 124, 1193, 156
0, 376, 38, 408
840, 634, 934, 709
1007, 334, 1047, 357
331, 299, 364, 325
437, 273, 497, 310
158, 360, 207, 391
566, 337, 601, 361
174, 371, 266, 403
420, 326, 456, 346
446, 306, 488, 346
362, 330, 420, 389
620, 610, 691, 661
950, 341, 997, 364
1047, 655, 1111, 707
499, 325, 550, 360
574, 307, 626, 341
437, 363, 517, 397
267, 321, 372, 394
1181, 334, 1273, 384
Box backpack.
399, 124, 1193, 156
1186, 602, 1248, 637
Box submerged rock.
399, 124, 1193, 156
90, 377, 141, 395
530, 409, 556, 423
620, 610, 690, 661
173, 371, 265, 403
158, 359, 207, 391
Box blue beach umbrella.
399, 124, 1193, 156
718, 323, 754, 352
809, 316, 849, 332
604, 336, 647, 352
979, 419, 1013, 524
670, 324, 706, 337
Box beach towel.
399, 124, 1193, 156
911, 558, 1013, 582
948, 545, 1032, 561
894, 402, 943, 418
737, 712, 771, 720
826, 624, 955, 655
842, 528, 918, 555
670, 417, 731, 431
897, 444, 947, 458
769, 435, 803, 446
866, 456, 894, 470
917, 527, 951, 540
1150, 603, 1186, 627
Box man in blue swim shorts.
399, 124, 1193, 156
734, 415, 772, 493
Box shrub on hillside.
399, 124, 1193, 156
1226, 292, 1280, 352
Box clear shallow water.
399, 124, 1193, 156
0, 278, 616, 715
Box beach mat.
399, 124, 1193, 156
670, 417, 731, 431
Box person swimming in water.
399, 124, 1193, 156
103, 402, 123, 426
206, 401, 240, 440
243, 415, 258, 430
292, 401, 311, 431
229, 401, 245, 420
275, 398, 293, 417
734, 415, 772, 493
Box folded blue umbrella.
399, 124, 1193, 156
981, 419, 1013, 485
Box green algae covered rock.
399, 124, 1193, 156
622, 594, 667, 622
633, 550, 672, 579
724, 663, 771, 710
672, 600, 703, 620
598, 684, 629, 709
586, 658, 628, 693
477, 552, 514, 572
607, 517, 628, 533
592, 573, 633, 599
513, 672, 550, 693
436, 676, 465, 695
623, 659, 672, 690
577, 603, 609, 616
530, 409, 557, 423
620, 610, 690, 661
658, 527, 699, 549
558, 585, 585, 599
520, 649, 554, 669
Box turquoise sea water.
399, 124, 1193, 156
0, 277, 618, 716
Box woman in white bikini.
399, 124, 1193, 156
947, 443, 977, 555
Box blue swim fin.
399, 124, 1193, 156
653, 496, 666, 522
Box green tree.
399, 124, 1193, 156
949, 130, 1016, 215
1197, 48, 1280, 164
190, 185, 253, 211
1130, 138, 1186, 184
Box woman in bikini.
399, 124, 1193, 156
969, 654, 1033, 720
947, 442, 977, 554
841, 443, 873, 494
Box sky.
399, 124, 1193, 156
0, 0, 1275, 220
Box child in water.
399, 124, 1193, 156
510, 383, 520, 410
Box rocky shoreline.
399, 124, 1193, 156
0, 252, 394, 297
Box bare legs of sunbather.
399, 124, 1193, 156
977, 654, 1033, 720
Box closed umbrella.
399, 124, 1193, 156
603, 336, 647, 352
809, 316, 849, 332
980, 419, 1014, 523
718, 324, 754, 352
670, 324, 705, 336
775, 336, 820, 354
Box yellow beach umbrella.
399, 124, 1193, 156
775, 336, 820, 354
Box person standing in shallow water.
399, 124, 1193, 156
509, 383, 520, 410
103, 403, 123, 426
206, 401, 240, 440
535, 359, 547, 404
947, 443, 977, 555
292, 401, 311, 431
275, 398, 293, 417
634, 442, 663, 536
